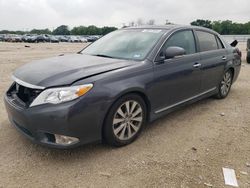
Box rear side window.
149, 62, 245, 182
163, 30, 196, 55
196, 31, 218, 52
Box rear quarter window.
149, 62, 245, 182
216, 36, 225, 49
196, 31, 218, 52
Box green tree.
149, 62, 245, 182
219, 20, 233, 35
52, 25, 70, 35
0, 30, 25, 34
191, 19, 250, 34
71, 26, 87, 35
191, 19, 212, 29
86, 25, 99, 35
70, 25, 117, 35
30, 28, 51, 35
100, 26, 117, 35
212, 21, 222, 34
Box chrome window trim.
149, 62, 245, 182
153, 28, 227, 63
12, 75, 45, 90
154, 87, 216, 114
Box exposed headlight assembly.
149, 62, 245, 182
30, 84, 93, 107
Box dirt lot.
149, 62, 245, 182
0, 42, 249, 188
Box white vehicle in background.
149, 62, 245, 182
69, 36, 88, 43
79, 36, 88, 43
69, 36, 81, 43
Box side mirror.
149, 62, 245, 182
165, 46, 186, 59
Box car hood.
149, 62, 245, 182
13, 54, 135, 88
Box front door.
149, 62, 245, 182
152, 30, 202, 113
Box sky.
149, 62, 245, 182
0, 0, 249, 30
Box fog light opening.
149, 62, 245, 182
54, 134, 79, 145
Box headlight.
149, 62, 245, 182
30, 84, 93, 107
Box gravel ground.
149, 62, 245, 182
0, 42, 249, 188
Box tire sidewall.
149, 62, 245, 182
218, 70, 233, 98
103, 94, 147, 147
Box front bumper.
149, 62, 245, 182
4, 94, 108, 149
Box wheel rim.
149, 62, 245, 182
220, 72, 232, 96
112, 100, 143, 141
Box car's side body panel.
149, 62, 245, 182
151, 53, 202, 113
199, 49, 226, 92
147, 27, 241, 121
225, 47, 241, 83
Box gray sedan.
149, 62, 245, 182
4, 25, 241, 148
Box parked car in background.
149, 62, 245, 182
11, 35, 23, 42
49, 35, 59, 43
21, 34, 29, 42
3, 35, 12, 42
0, 34, 6, 41
0, 34, 23, 42
85, 35, 99, 42
79, 36, 88, 43
247, 38, 250, 63
69, 36, 81, 43
4, 25, 241, 149
56, 35, 69, 42
0, 34, 101, 43
22, 34, 37, 43
36, 34, 50, 43
0, 34, 4, 41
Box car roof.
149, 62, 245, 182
123, 25, 219, 35
124, 24, 181, 30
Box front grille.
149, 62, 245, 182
7, 82, 42, 107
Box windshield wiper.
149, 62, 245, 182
94, 54, 114, 59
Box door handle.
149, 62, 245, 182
222, 56, 227, 61
193, 63, 201, 68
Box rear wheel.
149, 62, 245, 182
215, 70, 233, 99
103, 94, 147, 147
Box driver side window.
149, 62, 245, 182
162, 30, 196, 55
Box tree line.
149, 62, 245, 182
1, 20, 250, 35
191, 19, 250, 35
0, 25, 117, 35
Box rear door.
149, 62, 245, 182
195, 30, 227, 92
152, 29, 202, 113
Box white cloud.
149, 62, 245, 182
0, 0, 249, 30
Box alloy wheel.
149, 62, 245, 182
220, 71, 232, 96
112, 100, 143, 141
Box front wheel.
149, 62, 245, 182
215, 70, 233, 99
103, 94, 147, 147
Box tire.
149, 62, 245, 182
103, 94, 147, 147
247, 51, 250, 64
247, 39, 250, 49
215, 70, 233, 99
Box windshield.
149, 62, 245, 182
81, 29, 165, 61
